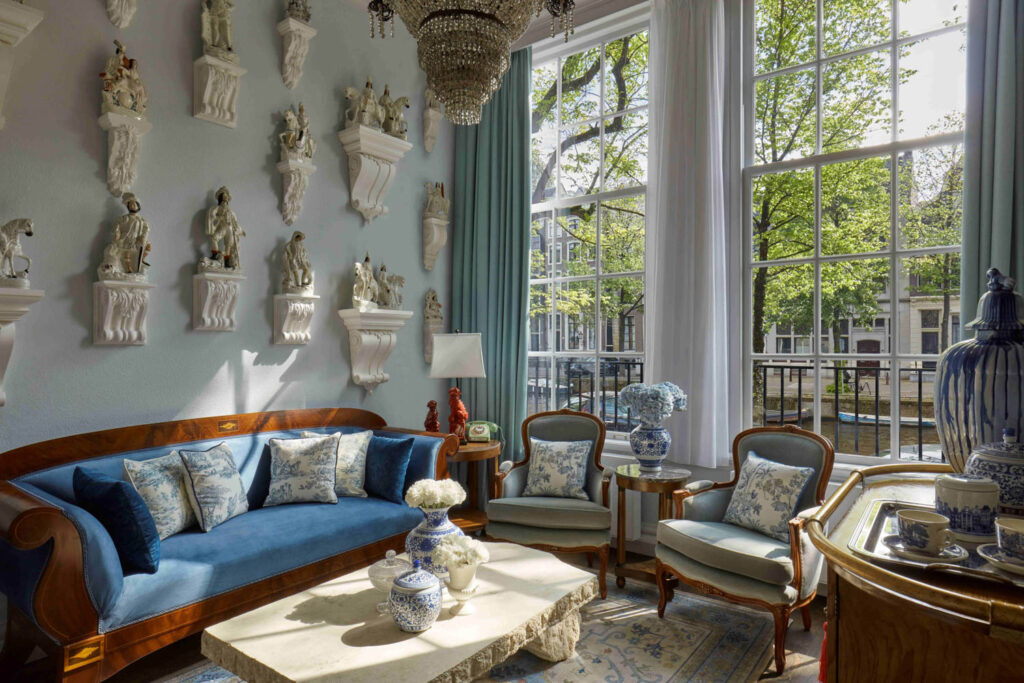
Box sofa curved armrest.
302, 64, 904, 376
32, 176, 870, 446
672, 481, 734, 520
495, 460, 528, 499
0, 481, 99, 644
789, 506, 824, 599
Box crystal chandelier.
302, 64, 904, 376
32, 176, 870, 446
368, 1, 575, 125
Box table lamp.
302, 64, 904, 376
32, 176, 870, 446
429, 332, 486, 443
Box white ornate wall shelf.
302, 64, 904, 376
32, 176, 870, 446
337, 125, 412, 223
0, 286, 43, 406
193, 55, 246, 128
193, 271, 244, 332
106, 0, 137, 29
274, 293, 317, 344
423, 89, 442, 154
0, 0, 44, 132
98, 111, 152, 197
422, 216, 447, 271
423, 289, 443, 364
337, 308, 412, 393
277, 17, 315, 90
93, 280, 153, 345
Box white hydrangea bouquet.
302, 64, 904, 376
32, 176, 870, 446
405, 478, 467, 510
431, 534, 490, 569
620, 381, 687, 426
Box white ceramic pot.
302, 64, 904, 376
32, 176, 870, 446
934, 473, 999, 542
445, 562, 480, 616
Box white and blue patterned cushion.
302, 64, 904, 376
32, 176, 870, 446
265, 434, 340, 507
179, 443, 249, 532
522, 438, 591, 500
301, 429, 372, 498
122, 452, 197, 540
722, 452, 814, 542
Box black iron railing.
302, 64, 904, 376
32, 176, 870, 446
527, 358, 644, 432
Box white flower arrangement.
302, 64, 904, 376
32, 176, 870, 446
431, 535, 490, 569
620, 381, 687, 425
404, 478, 467, 509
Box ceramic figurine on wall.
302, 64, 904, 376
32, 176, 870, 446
194, 187, 245, 331
343, 78, 383, 130
424, 400, 440, 432
277, 0, 315, 89
94, 193, 154, 345
422, 182, 449, 271
380, 86, 409, 140
0, 216, 44, 407
98, 41, 152, 196
276, 104, 317, 225
274, 230, 318, 344
0, 218, 32, 287
194, 0, 246, 127
0, 0, 44, 132
353, 253, 378, 312
423, 288, 443, 363
106, 0, 138, 28
376, 263, 404, 310
423, 88, 442, 153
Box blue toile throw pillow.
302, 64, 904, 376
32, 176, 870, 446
364, 435, 415, 504
179, 443, 249, 532
523, 438, 592, 500
264, 433, 340, 507
123, 451, 197, 540
301, 429, 372, 498
723, 452, 814, 542
73, 466, 160, 575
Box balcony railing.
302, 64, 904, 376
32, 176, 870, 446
527, 358, 644, 432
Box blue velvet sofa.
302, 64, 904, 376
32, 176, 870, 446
0, 408, 457, 682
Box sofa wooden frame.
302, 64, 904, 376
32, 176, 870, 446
0, 407, 458, 682
655, 424, 834, 675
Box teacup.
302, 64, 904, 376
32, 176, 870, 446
996, 517, 1024, 561
896, 510, 954, 555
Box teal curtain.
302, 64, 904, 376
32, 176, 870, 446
962, 0, 1024, 325
452, 48, 532, 461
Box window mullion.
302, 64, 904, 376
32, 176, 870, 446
888, 0, 901, 461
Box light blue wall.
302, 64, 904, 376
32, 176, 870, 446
0, 0, 452, 451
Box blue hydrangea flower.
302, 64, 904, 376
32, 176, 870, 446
620, 382, 687, 425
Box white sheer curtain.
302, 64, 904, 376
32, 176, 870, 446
647, 0, 735, 468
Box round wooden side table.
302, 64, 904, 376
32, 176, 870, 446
614, 463, 691, 588
445, 440, 501, 535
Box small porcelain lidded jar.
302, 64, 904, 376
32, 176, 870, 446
389, 560, 442, 633
368, 549, 412, 614
965, 428, 1024, 516
935, 473, 1000, 542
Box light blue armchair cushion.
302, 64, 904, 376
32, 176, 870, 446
656, 544, 798, 606
722, 452, 813, 542
657, 519, 794, 586
487, 496, 611, 530
681, 484, 734, 522
487, 521, 610, 550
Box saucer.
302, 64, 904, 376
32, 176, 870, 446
977, 544, 1024, 576
881, 535, 968, 564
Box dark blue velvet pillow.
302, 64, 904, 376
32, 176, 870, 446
73, 467, 160, 575
364, 436, 415, 504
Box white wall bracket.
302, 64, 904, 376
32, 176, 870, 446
277, 17, 315, 90
97, 112, 152, 197
94, 280, 153, 345
276, 158, 316, 226
423, 216, 448, 271
193, 271, 244, 332
193, 54, 246, 129
274, 293, 318, 345
0, 0, 44, 132
106, 0, 138, 29
424, 316, 443, 364
423, 106, 442, 154
0, 287, 43, 406
336, 125, 412, 223
337, 308, 412, 393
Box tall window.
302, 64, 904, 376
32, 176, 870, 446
527, 21, 649, 435
744, 0, 966, 462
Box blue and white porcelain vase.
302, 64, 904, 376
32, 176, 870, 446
935, 268, 1024, 472
405, 506, 464, 580
965, 429, 1024, 516
620, 381, 687, 473
389, 560, 443, 633
629, 423, 673, 472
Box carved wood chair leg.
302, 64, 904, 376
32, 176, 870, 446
771, 606, 791, 675
655, 560, 669, 618
0, 609, 39, 675
801, 604, 812, 631
596, 545, 609, 599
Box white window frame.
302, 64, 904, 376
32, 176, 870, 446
740, 0, 966, 464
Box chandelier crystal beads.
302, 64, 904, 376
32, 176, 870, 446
368, 0, 574, 125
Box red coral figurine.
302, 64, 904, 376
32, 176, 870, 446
447, 387, 469, 443
424, 400, 440, 433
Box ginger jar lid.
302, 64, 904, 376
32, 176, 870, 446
936, 473, 999, 492
971, 428, 1024, 459
966, 269, 1024, 332
392, 560, 439, 592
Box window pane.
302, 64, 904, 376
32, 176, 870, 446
897, 362, 943, 463
556, 281, 596, 352
899, 144, 963, 248
596, 356, 645, 432
822, 50, 892, 153
823, 0, 890, 56
527, 357, 552, 416
755, 69, 816, 163
753, 263, 814, 354
554, 357, 597, 413
821, 259, 890, 353
899, 0, 965, 37
755, 0, 815, 74
604, 31, 648, 113
821, 156, 890, 256
531, 61, 558, 203
898, 30, 966, 140
751, 169, 814, 261
899, 255, 961, 354
559, 122, 601, 198
753, 359, 814, 428
818, 360, 892, 456
603, 111, 648, 190
601, 195, 645, 274
559, 46, 601, 124
529, 283, 551, 352
554, 204, 596, 277
530, 211, 552, 278
600, 276, 644, 352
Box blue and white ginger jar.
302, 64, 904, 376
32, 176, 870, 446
389, 560, 443, 633
629, 424, 672, 472
965, 429, 1024, 516
405, 506, 464, 580
935, 268, 1024, 471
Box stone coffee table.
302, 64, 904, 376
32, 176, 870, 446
201, 542, 598, 682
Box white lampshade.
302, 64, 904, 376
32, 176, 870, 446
429, 333, 487, 379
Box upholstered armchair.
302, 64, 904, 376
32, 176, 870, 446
485, 409, 611, 598
655, 425, 834, 674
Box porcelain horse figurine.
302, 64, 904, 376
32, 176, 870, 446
0, 219, 33, 281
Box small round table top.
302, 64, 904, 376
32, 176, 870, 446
448, 439, 501, 462
615, 464, 692, 493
